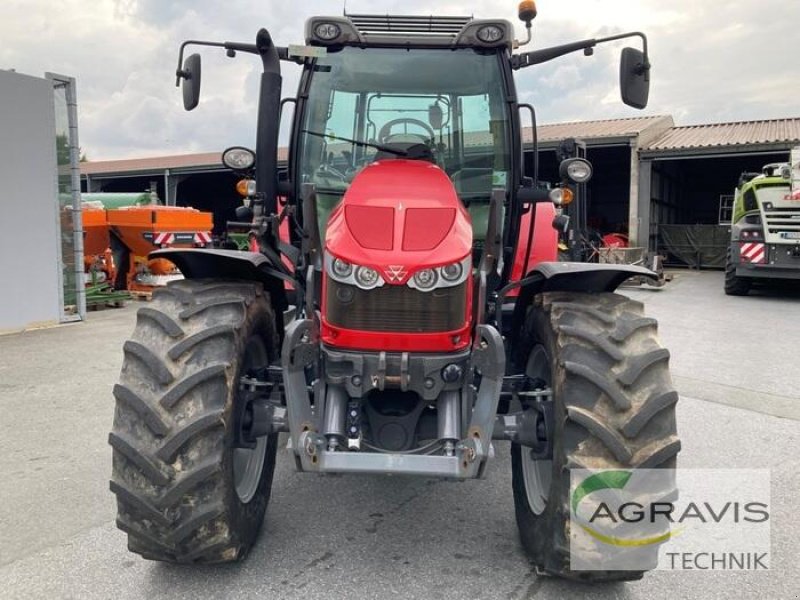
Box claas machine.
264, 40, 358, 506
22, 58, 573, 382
109, 2, 679, 581
724, 151, 800, 295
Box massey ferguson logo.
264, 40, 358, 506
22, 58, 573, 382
385, 265, 407, 282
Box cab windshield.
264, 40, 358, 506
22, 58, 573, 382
297, 47, 512, 205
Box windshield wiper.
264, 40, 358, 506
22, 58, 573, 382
302, 130, 408, 157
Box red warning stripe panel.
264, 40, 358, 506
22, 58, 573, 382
740, 242, 766, 264
194, 232, 212, 244
153, 232, 175, 245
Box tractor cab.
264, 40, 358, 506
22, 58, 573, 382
293, 30, 514, 243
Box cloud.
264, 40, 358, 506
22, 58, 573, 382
2, 0, 798, 159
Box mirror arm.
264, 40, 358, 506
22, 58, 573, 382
175, 39, 293, 87
175, 40, 225, 86
595, 31, 650, 81
512, 31, 649, 76
512, 38, 596, 69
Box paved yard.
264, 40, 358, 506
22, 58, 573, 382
1, 270, 798, 599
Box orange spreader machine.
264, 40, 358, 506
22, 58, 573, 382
81, 202, 116, 284
108, 205, 214, 293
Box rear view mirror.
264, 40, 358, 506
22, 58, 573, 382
181, 53, 202, 111
620, 47, 649, 109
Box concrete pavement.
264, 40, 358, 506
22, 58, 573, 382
1, 270, 798, 599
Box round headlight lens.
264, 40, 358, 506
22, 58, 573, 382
440, 262, 463, 282
566, 160, 593, 183
315, 22, 341, 41
222, 147, 255, 170
559, 158, 593, 184
476, 25, 504, 43
355, 266, 379, 288
413, 268, 438, 291
332, 258, 352, 279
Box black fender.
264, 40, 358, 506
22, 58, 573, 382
151, 248, 290, 313
507, 262, 656, 363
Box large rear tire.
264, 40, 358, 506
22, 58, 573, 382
110, 279, 280, 563
724, 246, 751, 296
511, 292, 680, 582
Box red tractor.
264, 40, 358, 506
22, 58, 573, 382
110, 3, 679, 581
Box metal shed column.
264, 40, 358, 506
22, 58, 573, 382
637, 159, 652, 249
628, 141, 640, 246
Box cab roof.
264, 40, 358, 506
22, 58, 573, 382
305, 14, 515, 50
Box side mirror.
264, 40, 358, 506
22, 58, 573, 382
620, 47, 649, 109
181, 53, 202, 111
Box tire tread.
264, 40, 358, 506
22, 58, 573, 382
512, 292, 680, 582
109, 279, 279, 564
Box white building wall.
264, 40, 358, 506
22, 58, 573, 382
0, 70, 61, 332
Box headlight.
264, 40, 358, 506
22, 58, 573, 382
408, 257, 470, 291
476, 24, 504, 44
440, 262, 463, 282
221, 146, 255, 171
332, 258, 352, 279
559, 158, 593, 184
355, 266, 380, 289
413, 269, 438, 291
314, 22, 341, 41
325, 253, 385, 290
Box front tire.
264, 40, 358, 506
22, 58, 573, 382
511, 292, 680, 582
724, 246, 751, 296
109, 279, 280, 563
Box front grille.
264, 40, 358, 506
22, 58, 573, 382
347, 14, 471, 36
326, 280, 467, 333
763, 207, 800, 235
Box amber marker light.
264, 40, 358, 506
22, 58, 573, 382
518, 0, 537, 23
236, 179, 252, 197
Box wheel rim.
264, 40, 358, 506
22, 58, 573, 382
521, 345, 553, 515
233, 336, 269, 504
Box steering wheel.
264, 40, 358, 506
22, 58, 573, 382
378, 118, 436, 145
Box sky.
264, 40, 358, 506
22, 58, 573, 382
2, 0, 798, 160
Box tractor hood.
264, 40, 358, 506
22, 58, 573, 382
324, 160, 472, 285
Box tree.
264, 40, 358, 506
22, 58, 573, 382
55, 133, 88, 165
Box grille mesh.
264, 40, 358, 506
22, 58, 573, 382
764, 207, 800, 234
347, 14, 471, 35
326, 280, 467, 333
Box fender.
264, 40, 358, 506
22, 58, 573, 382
507, 201, 559, 296
151, 248, 290, 313
507, 261, 657, 357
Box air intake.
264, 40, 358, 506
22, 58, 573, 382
346, 14, 472, 36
